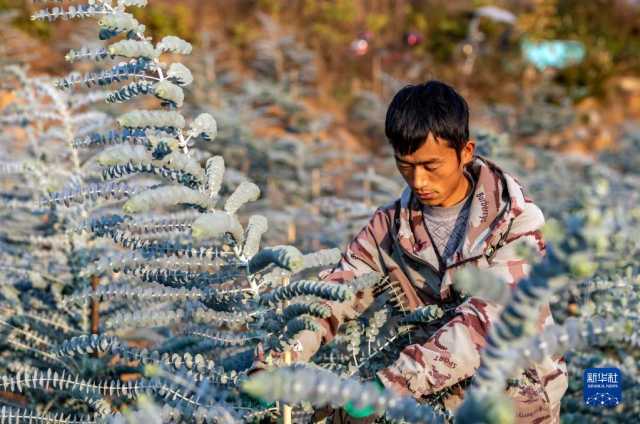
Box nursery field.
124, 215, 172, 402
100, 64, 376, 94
0, 1, 638, 423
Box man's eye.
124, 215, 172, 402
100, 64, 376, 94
399, 165, 437, 172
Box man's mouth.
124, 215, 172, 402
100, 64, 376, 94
417, 192, 436, 199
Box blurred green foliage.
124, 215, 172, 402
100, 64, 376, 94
131, 2, 196, 42
405, 3, 468, 62
302, 0, 359, 56
229, 20, 261, 50
2, 0, 638, 102
0, 0, 50, 38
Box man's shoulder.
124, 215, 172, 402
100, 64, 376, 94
496, 164, 544, 217
378, 197, 400, 212
379, 186, 411, 213
510, 196, 545, 234
373, 194, 406, 220
361, 197, 401, 232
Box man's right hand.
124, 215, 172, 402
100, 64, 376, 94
243, 344, 276, 408
247, 342, 291, 374
246, 340, 311, 407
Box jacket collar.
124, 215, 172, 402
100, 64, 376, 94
394, 155, 527, 272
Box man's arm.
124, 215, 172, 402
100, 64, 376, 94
258, 207, 393, 364
377, 201, 567, 409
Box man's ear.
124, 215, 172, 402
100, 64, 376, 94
461, 139, 475, 166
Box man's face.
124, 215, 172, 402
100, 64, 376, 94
394, 133, 475, 207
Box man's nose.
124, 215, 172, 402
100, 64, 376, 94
412, 167, 430, 190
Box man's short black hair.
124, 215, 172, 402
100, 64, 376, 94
385, 80, 469, 162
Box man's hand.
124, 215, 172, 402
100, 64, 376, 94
243, 362, 275, 408
247, 341, 302, 373
244, 342, 302, 408
244, 343, 276, 407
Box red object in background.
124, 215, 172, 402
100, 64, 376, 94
405, 31, 423, 47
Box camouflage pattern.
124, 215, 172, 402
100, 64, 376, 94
271, 156, 568, 423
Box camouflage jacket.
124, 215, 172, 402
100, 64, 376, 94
286, 155, 568, 422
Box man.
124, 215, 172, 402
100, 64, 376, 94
253, 80, 568, 423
